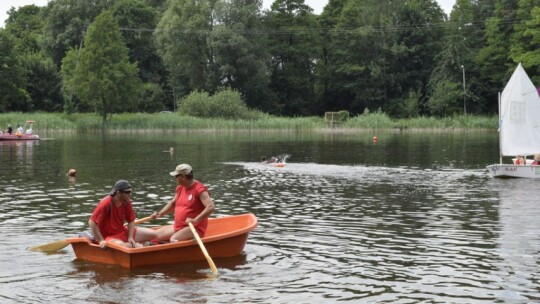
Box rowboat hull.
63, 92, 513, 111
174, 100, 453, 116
66, 213, 257, 268
0, 134, 40, 141
486, 164, 540, 178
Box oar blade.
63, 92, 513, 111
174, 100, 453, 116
27, 240, 70, 252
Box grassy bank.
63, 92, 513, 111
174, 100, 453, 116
0, 112, 498, 132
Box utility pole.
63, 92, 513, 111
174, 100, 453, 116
461, 65, 466, 115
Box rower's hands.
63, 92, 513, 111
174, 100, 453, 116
185, 217, 198, 225
98, 240, 107, 249
150, 211, 160, 219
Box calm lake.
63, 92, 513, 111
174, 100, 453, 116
1, 131, 539, 303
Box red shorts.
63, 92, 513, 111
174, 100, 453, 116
104, 227, 138, 242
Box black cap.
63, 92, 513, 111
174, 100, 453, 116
109, 180, 131, 195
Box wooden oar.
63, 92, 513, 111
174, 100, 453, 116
27, 216, 153, 253
188, 222, 219, 275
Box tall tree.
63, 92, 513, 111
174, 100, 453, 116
477, 0, 519, 112
211, 0, 275, 112
4, 5, 45, 54
0, 30, 30, 112
510, 0, 540, 84
64, 11, 141, 126
265, 0, 320, 115
23, 54, 64, 112
155, 0, 215, 99
427, 23, 472, 116
42, 0, 112, 67
111, 0, 169, 112
449, 0, 497, 113
4, 5, 64, 112
318, 0, 403, 114
388, 0, 446, 117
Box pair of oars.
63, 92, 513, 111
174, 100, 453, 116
28, 217, 219, 275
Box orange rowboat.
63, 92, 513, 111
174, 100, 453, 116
65, 213, 257, 268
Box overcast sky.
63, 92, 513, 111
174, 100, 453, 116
1, 0, 456, 28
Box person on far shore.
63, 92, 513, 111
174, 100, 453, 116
89, 180, 157, 248
7, 124, 12, 134
151, 164, 215, 242
16, 125, 23, 135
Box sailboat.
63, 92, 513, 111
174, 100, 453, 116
486, 63, 540, 178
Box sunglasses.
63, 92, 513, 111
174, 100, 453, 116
175, 174, 184, 178
121, 190, 133, 194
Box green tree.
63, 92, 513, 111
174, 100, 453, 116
4, 5, 64, 112
426, 79, 461, 116
111, 0, 169, 111
450, 0, 497, 114
388, 0, 446, 117
0, 30, 30, 112
477, 0, 519, 113
67, 11, 141, 126
43, 0, 112, 67
318, 0, 404, 114
4, 5, 45, 54
211, 0, 276, 112
265, 0, 320, 115
427, 26, 472, 116
510, 0, 540, 84
155, 0, 215, 99
23, 54, 64, 112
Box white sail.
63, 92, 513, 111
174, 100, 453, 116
500, 63, 540, 156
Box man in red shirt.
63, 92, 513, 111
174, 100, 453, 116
151, 164, 215, 242
89, 180, 157, 248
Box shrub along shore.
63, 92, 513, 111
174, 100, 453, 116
0, 112, 498, 133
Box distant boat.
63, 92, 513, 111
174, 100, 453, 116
486, 64, 540, 178
0, 134, 40, 141
0, 120, 40, 141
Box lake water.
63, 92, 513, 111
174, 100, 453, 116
1, 131, 539, 303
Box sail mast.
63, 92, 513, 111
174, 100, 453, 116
498, 91, 502, 164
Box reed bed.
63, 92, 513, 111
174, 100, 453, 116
0, 112, 498, 132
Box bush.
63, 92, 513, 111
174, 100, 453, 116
338, 110, 349, 122
178, 88, 259, 120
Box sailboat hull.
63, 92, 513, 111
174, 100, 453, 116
486, 164, 540, 178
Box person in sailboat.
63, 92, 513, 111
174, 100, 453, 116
514, 155, 526, 165
532, 154, 540, 165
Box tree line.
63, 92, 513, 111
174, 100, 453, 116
0, 0, 538, 122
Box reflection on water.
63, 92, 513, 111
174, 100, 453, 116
1, 132, 539, 303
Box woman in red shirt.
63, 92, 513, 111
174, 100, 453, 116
152, 164, 215, 242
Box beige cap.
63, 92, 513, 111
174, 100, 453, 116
170, 164, 192, 177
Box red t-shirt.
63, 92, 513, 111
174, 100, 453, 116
90, 195, 136, 239
173, 181, 209, 236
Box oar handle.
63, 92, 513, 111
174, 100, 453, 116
134, 216, 152, 225
188, 222, 219, 275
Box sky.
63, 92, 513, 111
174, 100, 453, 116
0, 0, 456, 28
